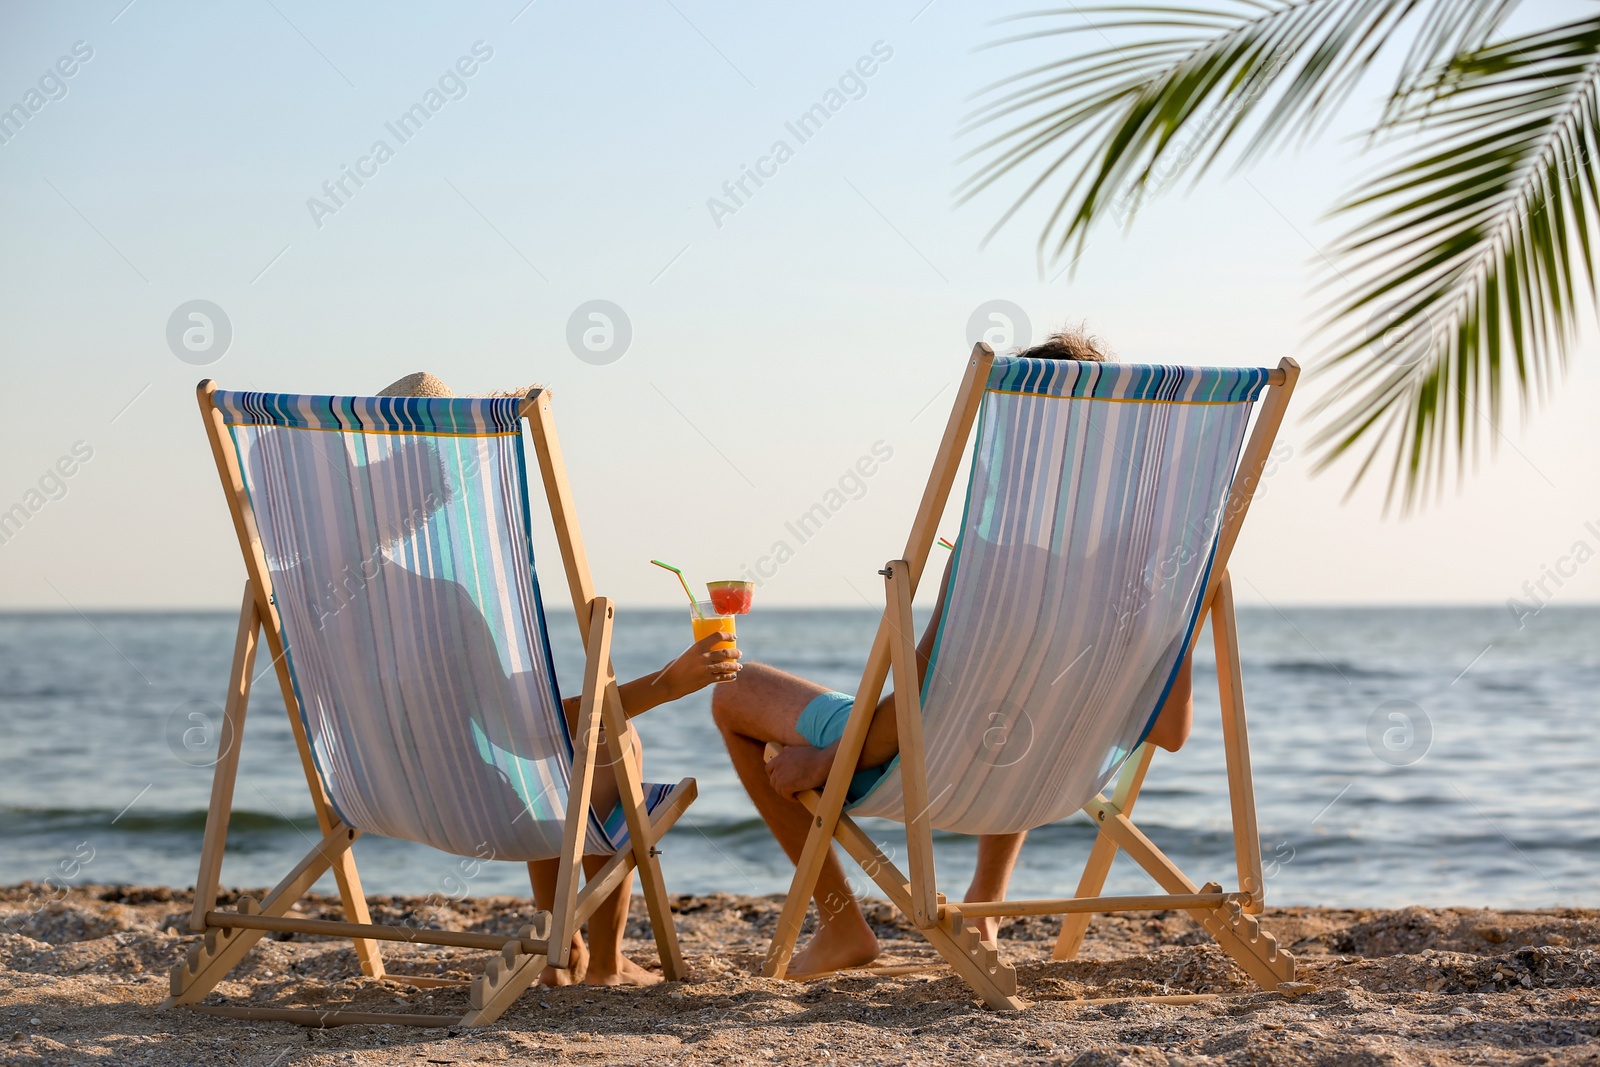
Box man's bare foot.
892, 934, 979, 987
584, 956, 662, 987
539, 932, 588, 986
786, 914, 880, 977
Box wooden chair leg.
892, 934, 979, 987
885, 561, 938, 928
190, 585, 258, 933
1083, 795, 1293, 989
167, 823, 360, 1006
1053, 743, 1155, 960
459, 912, 552, 1026
549, 598, 613, 969
329, 854, 384, 978
247, 788, 699, 1030
619, 770, 682, 980
833, 816, 1020, 1009
598, 662, 684, 980
1213, 574, 1266, 913
762, 763, 854, 978
1053, 836, 1116, 960
604, 777, 698, 976
776, 771, 1020, 1009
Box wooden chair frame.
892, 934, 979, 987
163, 383, 696, 1028
762, 347, 1300, 1010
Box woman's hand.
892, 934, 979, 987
654, 630, 742, 700
607, 631, 742, 719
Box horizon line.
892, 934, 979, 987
1, 601, 1596, 614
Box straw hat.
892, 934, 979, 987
377, 372, 456, 398
376, 372, 541, 399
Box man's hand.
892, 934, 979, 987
765, 743, 836, 801
652, 630, 741, 700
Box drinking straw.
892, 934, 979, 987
650, 559, 701, 617
937, 537, 955, 550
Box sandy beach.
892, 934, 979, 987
8, 0, 1600, 1064
2, 884, 1596, 1065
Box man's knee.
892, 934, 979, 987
710, 661, 771, 727
711, 691, 763, 745
710, 679, 738, 733
712, 662, 821, 747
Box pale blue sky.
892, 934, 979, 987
1, 0, 1596, 612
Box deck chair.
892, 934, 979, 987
165, 382, 696, 1027
763, 345, 1299, 1009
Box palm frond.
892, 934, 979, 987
1309, 15, 1600, 509
1383, 0, 1520, 119
961, 0, 1521, 264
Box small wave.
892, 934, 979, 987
671, 816, 779, 841
1472, 679, 1538, 694
0, 808, 316, 836
1267, 660, 1404, 680
0, 685, 96, 700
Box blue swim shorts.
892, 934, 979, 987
794, 690, 889, 805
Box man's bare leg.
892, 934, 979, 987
964, 832, 1027, 943
712, 664, 879, 975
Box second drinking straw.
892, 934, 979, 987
650, 559, 701, 618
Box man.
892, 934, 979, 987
711, 328, 1196, 974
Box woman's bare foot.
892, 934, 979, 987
539, 932, 589, 986
973, 916, 999, 943
584, 955, 663, 987
786, 912, 880, 977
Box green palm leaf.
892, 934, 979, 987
1311, 16, 1600, 508
959, 0, 1518, 262
959, 0, 1600, 507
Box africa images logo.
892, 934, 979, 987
305, 41, 494, 229
705, 41, 893, 229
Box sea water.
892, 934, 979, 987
1, 606, 1595, 908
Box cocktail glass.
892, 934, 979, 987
691, 601, 737, 682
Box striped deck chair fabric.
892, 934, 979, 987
848, 358, 1271, 834
216, 390, 681, 862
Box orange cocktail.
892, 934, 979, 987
692, 602, 737, 680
